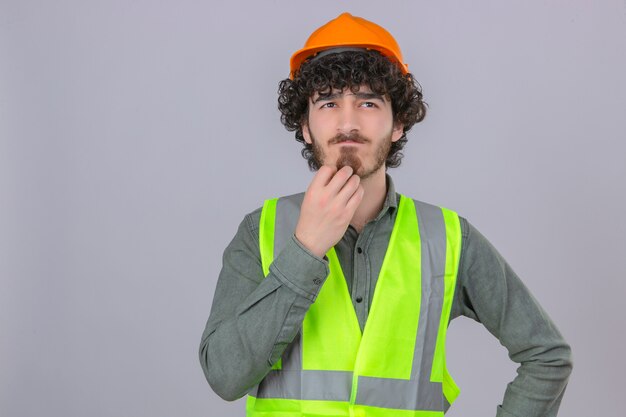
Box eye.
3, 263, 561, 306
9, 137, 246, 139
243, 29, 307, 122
320, 102, 336, 109
360, 102, 378, 108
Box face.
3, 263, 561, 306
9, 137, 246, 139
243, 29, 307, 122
301, 85, 404, 180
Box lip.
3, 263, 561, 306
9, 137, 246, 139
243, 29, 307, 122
334, 140, 364, 145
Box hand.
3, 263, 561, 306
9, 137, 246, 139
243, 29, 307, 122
295, 165, 364, 258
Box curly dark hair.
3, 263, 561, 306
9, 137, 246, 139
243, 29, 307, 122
277, 49, 427, 171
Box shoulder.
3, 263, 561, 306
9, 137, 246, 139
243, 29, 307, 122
400, 194, 470, 239
242, 192, 306, 233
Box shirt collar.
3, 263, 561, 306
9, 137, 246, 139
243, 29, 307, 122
374, 173, 398, 221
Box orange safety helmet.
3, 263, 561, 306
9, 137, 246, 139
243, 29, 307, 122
289, 12, 409, 79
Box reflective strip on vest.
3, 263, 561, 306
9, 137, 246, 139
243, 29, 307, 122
247, 193, 461, 416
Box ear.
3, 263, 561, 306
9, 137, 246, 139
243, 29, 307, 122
391, 122, 404, 143
301, 120, 313, 144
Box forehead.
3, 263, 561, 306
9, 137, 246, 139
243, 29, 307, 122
310, 84, 387, 101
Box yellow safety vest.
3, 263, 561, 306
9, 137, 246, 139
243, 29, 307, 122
247, 193, 462, 416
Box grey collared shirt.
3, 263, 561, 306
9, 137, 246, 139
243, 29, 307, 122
199, 175, 572, 417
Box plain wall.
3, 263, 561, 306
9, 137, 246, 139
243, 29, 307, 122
1, 1, 625, 416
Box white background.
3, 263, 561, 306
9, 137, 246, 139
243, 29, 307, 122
1, 1, 625, 416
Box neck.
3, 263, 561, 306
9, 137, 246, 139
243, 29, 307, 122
350, 167, 388, 233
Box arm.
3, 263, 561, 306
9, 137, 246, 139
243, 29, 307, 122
200, 166, 362, 401
198, 211, 329, 401
454, 219, 573, 417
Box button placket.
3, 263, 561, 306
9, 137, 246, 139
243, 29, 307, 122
352, 227, 372, 329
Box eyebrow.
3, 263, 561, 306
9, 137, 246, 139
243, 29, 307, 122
312, 91, 385, 104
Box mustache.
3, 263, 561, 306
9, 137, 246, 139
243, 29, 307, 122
329, 133, 370, 145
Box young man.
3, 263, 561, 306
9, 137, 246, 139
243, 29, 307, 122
199, 13, 572, 417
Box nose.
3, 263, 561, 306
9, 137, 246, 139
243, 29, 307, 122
337, 104, 360, 134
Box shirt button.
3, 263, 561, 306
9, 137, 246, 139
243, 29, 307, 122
357, 247, 363, 254
313, 278, 322, 285
356, 296, 363, 303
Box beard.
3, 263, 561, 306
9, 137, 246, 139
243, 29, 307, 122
308, 129, 393, 180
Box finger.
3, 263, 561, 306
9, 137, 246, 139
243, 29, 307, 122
325, 165, 354, 195
345, 184, 365, 214
309, 165, 337, 189
335, 174, 361, 205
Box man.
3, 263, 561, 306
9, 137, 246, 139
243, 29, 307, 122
199, 12, 572, 417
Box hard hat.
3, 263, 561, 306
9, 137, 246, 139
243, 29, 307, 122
289, 12, 409, 79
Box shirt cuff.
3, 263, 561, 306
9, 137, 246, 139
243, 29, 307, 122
270, 234, 330, 301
